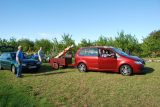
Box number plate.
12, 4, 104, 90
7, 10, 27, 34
29, 66, 37, 69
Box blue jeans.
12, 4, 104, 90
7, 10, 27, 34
16, 64, 22, 77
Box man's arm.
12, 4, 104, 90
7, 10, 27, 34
38, 50, 40, 56
16, 52, 20, 64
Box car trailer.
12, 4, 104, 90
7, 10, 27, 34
49, 45, 75, 69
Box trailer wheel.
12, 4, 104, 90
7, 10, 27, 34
53, 63, 59, 70
62, 65, 67, 68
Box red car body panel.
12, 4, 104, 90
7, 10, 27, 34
75, 46, 145, 74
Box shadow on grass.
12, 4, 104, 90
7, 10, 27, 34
89, 70, 119, 75
22, 63, 54, 73
89, 67, 154, 76
24, 71, 67, 77
22, 63, 75, 77
37, 63, 54, 73
136, 67, 154, 75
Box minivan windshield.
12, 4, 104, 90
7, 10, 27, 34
112, 48, 129, 56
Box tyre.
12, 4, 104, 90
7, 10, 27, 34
119, 64, 132, 76
11, 65, 16, 74
62, 65, 67, 69
53, 63, 59, 70
77, 63, 87, 72
0, 63, 2, 70
33, 68, 39, 72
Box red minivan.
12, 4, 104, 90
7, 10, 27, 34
75, 46, 145, 76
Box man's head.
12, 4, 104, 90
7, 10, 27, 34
18, 46, 22, 51
40, 47, 42, 50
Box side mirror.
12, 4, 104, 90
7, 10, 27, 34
111, 53, 116, 58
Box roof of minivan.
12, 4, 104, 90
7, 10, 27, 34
80, 46, 114, 49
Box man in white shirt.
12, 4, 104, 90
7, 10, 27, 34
38, 47, 44, 63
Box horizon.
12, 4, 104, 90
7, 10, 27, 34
0, 0, 160, 43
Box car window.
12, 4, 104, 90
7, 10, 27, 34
6, 53, 11, 59
0, 53, 7, 59
79, 48, 98, 56
11, 53, 16, 60
1, 53, 9, 59
100, 48, 115, 58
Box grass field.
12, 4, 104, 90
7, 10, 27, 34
0, 62, 160, 107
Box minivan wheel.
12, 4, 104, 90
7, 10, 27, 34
120, 64, 132, 76
11, 65, 16, 74
0, 63, 2, 70
78, 63, 87, 72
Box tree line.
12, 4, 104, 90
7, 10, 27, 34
0, 30, 160, 57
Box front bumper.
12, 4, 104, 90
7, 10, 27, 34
133, 64, 145, 74
22, 64, 41, 71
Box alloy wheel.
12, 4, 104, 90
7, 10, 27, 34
120, 64, 132, 76
78, 63, 87, 72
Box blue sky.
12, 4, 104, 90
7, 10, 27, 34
0, 0, 160, 43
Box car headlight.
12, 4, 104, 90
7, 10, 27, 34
22, 63, 27, 66
135, 61, 142, 65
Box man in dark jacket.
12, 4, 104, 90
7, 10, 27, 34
16, 46, 23, 78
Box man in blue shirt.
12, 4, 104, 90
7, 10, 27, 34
16, 46, 23, 78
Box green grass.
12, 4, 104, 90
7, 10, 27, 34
0, 62, 160, 107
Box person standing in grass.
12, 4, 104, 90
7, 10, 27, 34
38, 47, 44, 63
16, 45, 23, 78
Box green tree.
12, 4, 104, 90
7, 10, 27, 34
18, 38, 34, 52
106, 37, 115, 47
34, 39, 52, 55
61, 34, 75, 47
95, 36, 108, 46
52, 34, 76, 56
94, 36, 115, 47
0, 38, 8, 46
8, 37, 18, 48
61, 34, 76, 54
78, 39, 93, 47
142, 30, 160, 57
52, 38, 63, 56
115, 31, 139, 55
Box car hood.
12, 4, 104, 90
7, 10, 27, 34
125, 55, 145, 64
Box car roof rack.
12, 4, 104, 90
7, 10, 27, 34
0, 46, 15, 53
80, 46, 114, 49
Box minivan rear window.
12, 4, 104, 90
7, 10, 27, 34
79, 48, 98, 56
